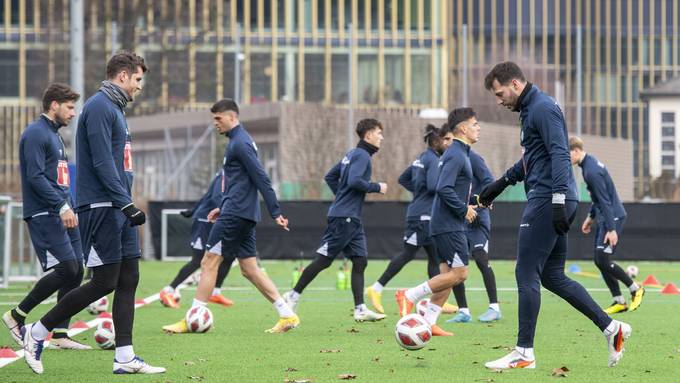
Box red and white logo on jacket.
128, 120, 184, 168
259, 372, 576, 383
57, 160, 70, 186
124, 141, 133, 172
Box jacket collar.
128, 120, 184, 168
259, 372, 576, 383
227, 124, 243, 138
40, 114, 62, 131
514, 82, 535, 113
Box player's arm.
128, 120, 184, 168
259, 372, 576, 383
435, 155, 468, 219
346, 153, 381, 193
237, 141, 282, 219
471, 153, 494, 206
478, 159, 520, 206
324, 162, 341, 194
22, 132, 69, 211
424, 154, 440, 194
537, 103, 571, 199
586, 171, 616, 231
85, 105, 133, 207
398, 165, 415, 193
537, 103, 572, 234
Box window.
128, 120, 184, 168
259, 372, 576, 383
661, 111, 676, 172
251, 53, 272, 103
662, 142, 675, 151
384, 54, 404, 104
0, 50, 19, 97
304, 53, 324, 102
331, 54, 349, 103
411, 54, 431, 104
358, 54, 378, 103
196, 52, 216, 103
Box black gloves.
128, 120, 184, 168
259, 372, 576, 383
479, 177, 510, 206
180, 209, 193, 218
552, 203, 570, 235
121, 203, 146, 226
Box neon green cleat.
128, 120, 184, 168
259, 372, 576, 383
365, 286, 384, 314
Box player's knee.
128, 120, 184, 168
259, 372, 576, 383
200, 252, 221, 271
350, 257, 367, 273
91, 273, 118, 294
594, 250, 610, 269
472, 249, 490, 270
119, 260, 140, 289
55, 260, 81, 280
313, 254, 333, 270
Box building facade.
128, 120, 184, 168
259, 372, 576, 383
448, 0, 680, 198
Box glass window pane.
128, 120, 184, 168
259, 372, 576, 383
196, 52, 216, 103
251, 53, 272, 103
384, 54, 404, 104
0, 50, 19, 97
662, 112, 675, 123
278, 52, 298, 101
358, 54, 378, 103
411, 54, 431, 104
331, 54, 349, 103
304, 53, 324, 102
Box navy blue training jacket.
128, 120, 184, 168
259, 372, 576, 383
325, 146, 381, 219
399, 148, 440, 220
579, 153, 626, 231
430, 139, 473, 235
75, 91, 134, 209
469, 149, 494, 229
221, 125, 281, 222
503, 85, 579, 202
19, 115, 73, 218
192, 171, 224, 220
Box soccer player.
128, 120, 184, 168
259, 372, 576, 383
480, 61, 631, 369
22, 51, 165, 375
282, 119, 387, 322
366, 125, 458, 315
159, 171, 235, 309
2, 83, 89, 350
569, 136, 644, 313
163, 99, 297, 334
448, 146, 501, 323
395, 108, 480, 337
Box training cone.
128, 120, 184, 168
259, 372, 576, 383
661, 283, 680, 295
568, 264, 582, 273
642, 275, 661, 286
0, 347, 18, 358
69, 320, 89, 329
98, 312, 113, 319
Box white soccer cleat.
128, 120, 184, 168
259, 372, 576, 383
2, 310, 23, 345
282, 291, 298, 313
605, 320, 632, 367
484, 349, 536, 370
113, 356, 166, 374
48, 336, 93, 350
353, 308, 386, 322
21, 323, 45, 374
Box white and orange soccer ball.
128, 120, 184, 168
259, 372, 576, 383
416, 299, 430, 317
185, 306, 214, 333
94, 319, 115, 350
626, 265, 639, 279
395, 314, 432, 351
86, 296, 109, 315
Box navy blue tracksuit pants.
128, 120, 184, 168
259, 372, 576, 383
516, 199, 612, 347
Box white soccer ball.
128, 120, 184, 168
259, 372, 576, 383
416, 299, 430, 317
185, 306, 214, 333
94, 319, 115, 350
626, 265, 639, 279
395, 314, 432, 351
86, 296, 109, 315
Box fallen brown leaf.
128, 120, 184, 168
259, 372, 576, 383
551, 366, 569, 377
338, 374, 357, 380
285, 367, 299, 372
347, 328, 359, 333
320, 349, 342, 353
188, 376, 204, 381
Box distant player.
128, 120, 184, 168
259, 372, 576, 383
480, 61, 631, 369
448, 144, 501, 323
366, 125, 457, 315
283, 119, 387, 322
569, 136, 644, 313
395, 108, 480, 336
2, 83, 90, 350
159, 171, 235, 309
22, 51, 165, 375
163, 99, 297, 334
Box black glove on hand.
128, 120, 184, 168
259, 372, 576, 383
552, 203, 570, 235
122, 204, 146, 226
180, 209, 193, 218
479, 177, 509, 206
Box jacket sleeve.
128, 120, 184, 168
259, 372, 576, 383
536, 102, 571, 196
586, 170, 616, 231
588, 203, 597, 218
471, 153, 494, 189
435, 154, 468, 219
84, 104, 133, 207
347, 153, 381, 193
398, 165, 415, 193
324, 162, 341, 195
425, 154, 440, 194
237, 141, 282, 218
504, 159, 525, 184
22, 132, 68, 210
